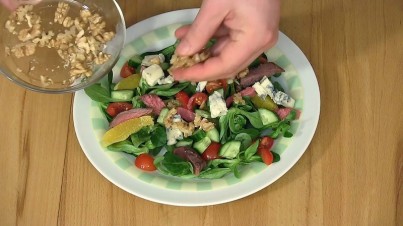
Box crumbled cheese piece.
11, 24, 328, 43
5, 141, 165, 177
273, 91, 295, 108
209, 91, 228, 118
166, 128, 183, 145
142, 64, 165, 86
157, 75, 174, 85
196, 81, 207, 92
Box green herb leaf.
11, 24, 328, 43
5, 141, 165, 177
84, 84, 116, 103
244, 140, 260, 160
272, 151, 281, 162
155, 151, 193, 176
150, 125, 167, 147
149, 82, 190, 96
107, 140, 148, 155
198, 168, 232, 179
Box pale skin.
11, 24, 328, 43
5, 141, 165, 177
1, 0, 280, 82
172, 0, 281, 81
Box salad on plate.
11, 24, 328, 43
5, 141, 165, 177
84, 41, 301, 179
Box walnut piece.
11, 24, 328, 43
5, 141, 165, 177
237, 68, 249, 79
169, 49, 210, 73
54, 2, 70, 24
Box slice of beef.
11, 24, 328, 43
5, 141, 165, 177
177, 107, 195, 122
109, 108, 153, 128
140, 94, 166, 115
240, 62, 284, 88
173, 146, 207, 176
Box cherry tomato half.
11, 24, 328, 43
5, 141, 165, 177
135, 153, 157, 171
187, 92, 208, 110
120, 62, 135, 78
206, 79, 228, 94
259, 136, 274, 149
106, 102, 133, 117
259, 147, 274, 165
175, 91, 190, 107
202, 142, 221, 161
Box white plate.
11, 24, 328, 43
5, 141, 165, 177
73, 8, 320, 206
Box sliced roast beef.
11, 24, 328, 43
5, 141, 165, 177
177, 107, 195, 122
109, 108, 153, 128
173, 146, 207, 175
140, 94, 166, 115
240, 62, 284, 88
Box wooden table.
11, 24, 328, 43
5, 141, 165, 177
1, 0, 402, 225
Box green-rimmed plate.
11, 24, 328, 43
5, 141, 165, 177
73, 9, 320, 206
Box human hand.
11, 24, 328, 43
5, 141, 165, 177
1, 0, 41, 10
171, 0, 280, 82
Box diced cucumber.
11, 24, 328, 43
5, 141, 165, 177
206, 127, 219, 142
195, 109, 211, 118
258, 108, 279, 125
219, 140, 241, 159
175, 138, 193, 147
111, 90, 134, 101
191, 129, 207, 142
193, 136, 211, 153
215, 88, 224, 97
157, 108, 169, 124
128, 54, 143, 68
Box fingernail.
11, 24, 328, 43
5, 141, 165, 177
177, 40, 191, 55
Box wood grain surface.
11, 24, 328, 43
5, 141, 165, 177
0, 0, 402, 225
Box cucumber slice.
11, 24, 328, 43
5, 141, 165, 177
128, 54, 143, 68
206, 127, 219, 142
111, 90, 134, 101
157, 108, 169, 124
193, 136, 211, 153
219, 141, 241, 159
195, 109, 211, 118
191, 129, 207, 142
175, 138, 193, 147
258, 108, 279, 125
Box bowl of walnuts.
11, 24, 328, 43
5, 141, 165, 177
0, 0, 126, 93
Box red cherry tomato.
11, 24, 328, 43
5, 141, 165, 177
259, 136, 274, 149
259, 147, 274, 165
106, 102, 133, 117
175, 91, 190, 107
135, 153, 157, 171
206, 79, 228, 94
120, 62, 135, 78
202, 142, 221, 161
187, 92, 208, 110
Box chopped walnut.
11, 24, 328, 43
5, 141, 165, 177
163, 108, 177, 128
80, 9, 92, 23
12, 5, 34, 22
54, 2, 70, 24
40, 75, 53, 86
233, 93, 246, 105
169, 49, 210, 72
18, 24, 41, 42
11, 43, 36, 58
33, 31, 55, 47
237, 68, 249, 79
62, 16, 74, 27
5, 20, 16, 33
193, 114, 215, 132
94, 52, 111, 65
74, 17, 85, 31
24, 42, 37, 56
165, 99, 180, 109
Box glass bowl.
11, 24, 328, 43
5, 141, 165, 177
0, 0, 125, 93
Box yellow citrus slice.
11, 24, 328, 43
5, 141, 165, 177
101, 116, 154, 147
113, 74, 141, 90
251, 95, 278, 111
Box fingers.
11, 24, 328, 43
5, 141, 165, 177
175, 0, 229, 56
172, 38, 263, 81
176, 25, 230, 40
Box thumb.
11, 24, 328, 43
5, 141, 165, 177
175, 0, 228, 56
